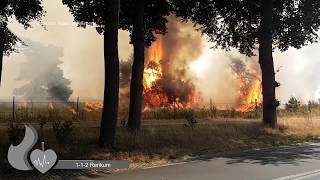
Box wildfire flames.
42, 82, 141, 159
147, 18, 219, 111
84, 102, 103, 112
143, 36, 199, 110
144, 37, 163, 89
236, 72, 263, 112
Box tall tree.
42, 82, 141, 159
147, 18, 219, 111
63, 0, 170, 144
0, 0, 44, 86
121, 0, 170, 130
99, 0, 120, 147
63, 0, 120, 147
128, 0, 145, 131
171, 0, 320, 127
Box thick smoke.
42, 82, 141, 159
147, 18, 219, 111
143, 16, 205, 107
229, 55, 260, 87
229, 55, 261, 106
121, 15, 320, 109
161, 16, 204, 77
13, 40, 73, 102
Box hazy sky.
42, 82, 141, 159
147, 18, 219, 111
1, 0, 132, 101
1, 0, 320, 104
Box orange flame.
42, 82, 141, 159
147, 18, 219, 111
144, 37, 164, 89
142, 36, 200, 110
84, 102, 103, 112
236, 72, 262, 112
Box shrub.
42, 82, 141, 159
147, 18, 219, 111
184, 110, 197, 128
38, 114, 48, 141
52, 120, 73, 144
285, 97, 301, 112
209, 100, 217, 118
308, 100, 319, 112
7, 124, 25, 146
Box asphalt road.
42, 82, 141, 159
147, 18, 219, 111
78, 143, 320, 180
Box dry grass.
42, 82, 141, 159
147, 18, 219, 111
2, 117, 320, 172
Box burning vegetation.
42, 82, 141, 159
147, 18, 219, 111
116, 21, 264, 113
230, 59, 263, 112
142, 36, 200, 110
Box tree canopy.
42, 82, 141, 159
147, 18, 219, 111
0, 0, 44, 55
171, 0, 320, 56
62, 0, 171, 46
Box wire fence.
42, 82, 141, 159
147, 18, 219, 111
1, 96, 319, 123
0, 96, 103, 123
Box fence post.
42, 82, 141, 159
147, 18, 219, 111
12, 96, 15, 121
255, 99, 258, 117
76, 96, 79, 114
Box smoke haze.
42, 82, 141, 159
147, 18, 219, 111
13, 40, 73, 102
1, 0, 320, 105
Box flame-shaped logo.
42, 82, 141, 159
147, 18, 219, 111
7, 125, 38, 170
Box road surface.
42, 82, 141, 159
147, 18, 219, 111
77, 143, 320, 180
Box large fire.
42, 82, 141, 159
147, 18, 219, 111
143, 36, 199, 110
236, 72, 263, 112
142, 36, 263, 112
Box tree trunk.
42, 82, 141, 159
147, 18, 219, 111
128, 0, 145, 131
0, 26, 4, 86
259, 0, 278, 128
99, 0, 120, 147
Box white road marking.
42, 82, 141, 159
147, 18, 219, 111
273, 169, 320, 180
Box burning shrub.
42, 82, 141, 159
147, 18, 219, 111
285, 97, 301, 112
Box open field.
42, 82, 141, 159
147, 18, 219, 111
2, 116, 320, 177
1, 101, 320, 177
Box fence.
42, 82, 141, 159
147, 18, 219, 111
1, 96, 319, 123
0, 96, 103, 123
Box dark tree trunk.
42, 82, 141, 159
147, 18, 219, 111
0, 26, 4, 86
128, 0, 145, 131
99, 0, 120, 147
259, 0, 278, 128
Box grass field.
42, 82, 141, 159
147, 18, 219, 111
1, 102, 320, 176
2, 116, 320, 174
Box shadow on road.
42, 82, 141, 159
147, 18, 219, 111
221, 144, 320, 166
1, 169, 108, 180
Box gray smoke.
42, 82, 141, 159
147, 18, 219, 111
13, 40, 73, 102
229, 56, 260, 86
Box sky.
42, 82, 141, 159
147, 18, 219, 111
1, 0, 132, 101
1, 0, 320, 104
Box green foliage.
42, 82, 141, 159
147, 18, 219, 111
62, 0, 171, 46
0, 0, 45, 55
308, 100, 320, 111
285, 97, 301, 112
142, 107, 262, 120
171, 0, 320, 56
52, 120, 73, 144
